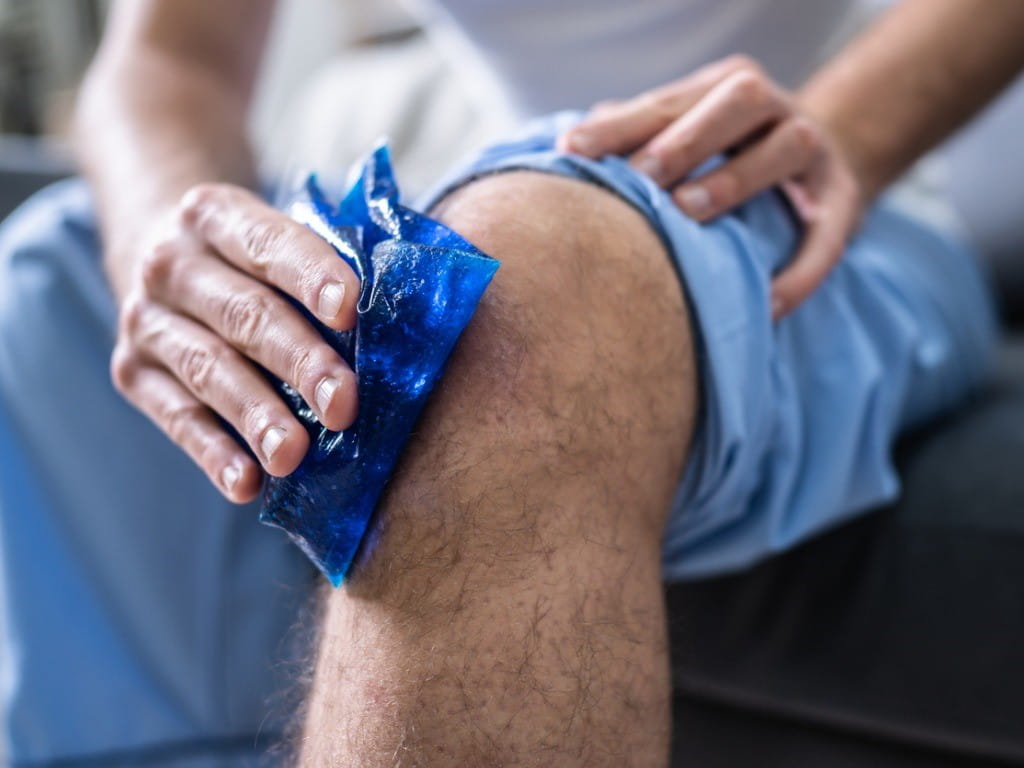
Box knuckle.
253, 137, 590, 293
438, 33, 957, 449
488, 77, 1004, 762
290, 345, 323, 389
789, 117, 822, 155
221, 291, 270, 349
179, 342, 218, 395
163, 402, 204, 447
728, 69, 769, 104
241, 403, 279, 447
119, 292, 148, 337
109, 345, 138, 393
140, 239, 178, 290
178, 182, 223, 227
241, 219, 288, 274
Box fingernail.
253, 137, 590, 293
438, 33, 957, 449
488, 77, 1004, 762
261, 426, 286, 461
569, 131, 598, 156
636, 154, 664, 182
221, 463, 241, 492
771, 296, 786, 319
318, 282, 345, 320
315, 376, 339, 416
677, 185, 713, 218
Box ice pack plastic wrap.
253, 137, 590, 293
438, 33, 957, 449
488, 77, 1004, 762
260, 144, 499, 586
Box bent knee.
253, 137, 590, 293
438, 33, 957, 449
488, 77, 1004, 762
433, 172, 671, 301
421, 171, 697, 480
432, 171, 693, 394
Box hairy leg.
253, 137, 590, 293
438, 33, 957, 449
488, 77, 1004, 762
299, 172, 696, 767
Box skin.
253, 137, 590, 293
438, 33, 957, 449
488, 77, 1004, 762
73, 0, 1024, 764
298, 172, 694, 765
78, 0, 361, 501
560, 0, 1024, 317
77, 0, 1024, 501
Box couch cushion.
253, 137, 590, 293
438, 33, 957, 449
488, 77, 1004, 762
668, 336, 1024, 766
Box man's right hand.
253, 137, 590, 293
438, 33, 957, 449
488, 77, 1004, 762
110, 183, 361, 503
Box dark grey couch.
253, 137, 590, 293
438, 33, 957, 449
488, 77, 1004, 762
670, 338, 1024, 766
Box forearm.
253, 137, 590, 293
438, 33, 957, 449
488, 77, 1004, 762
800, 0, 1024, 201
76, 56, 252, 300
74, 0, 273, 301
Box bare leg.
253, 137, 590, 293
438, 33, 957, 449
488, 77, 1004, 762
299, 172, 696, 767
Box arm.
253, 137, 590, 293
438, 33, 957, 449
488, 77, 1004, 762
76, 0, 361, 502
76, 0, 272, 301
561, 0, 1024, 315
800, 0, 1024, 200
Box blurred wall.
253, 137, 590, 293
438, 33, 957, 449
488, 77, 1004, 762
0, 0, 414, 142
0, 0, 104, 134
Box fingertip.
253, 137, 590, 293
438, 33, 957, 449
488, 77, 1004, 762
675, 184, 714, 219
316, 277, 358, 330
259, 423, 309, 477
317, 368, 358, 432
770, 293, 788, 321
770, 273, 811, 319
562, 129, 601, 157
218, 457, 262, 504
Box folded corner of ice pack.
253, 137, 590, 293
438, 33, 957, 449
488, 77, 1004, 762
258, 142, 499, 586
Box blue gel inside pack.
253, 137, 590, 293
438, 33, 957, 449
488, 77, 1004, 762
259, 144, 499, 586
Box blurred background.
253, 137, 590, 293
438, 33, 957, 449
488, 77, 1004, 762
1, 0, 1022, 313
0, 0, 516, 219
0, 0, 101, 212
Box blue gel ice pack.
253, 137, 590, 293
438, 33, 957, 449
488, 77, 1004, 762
259, 144, 499, 586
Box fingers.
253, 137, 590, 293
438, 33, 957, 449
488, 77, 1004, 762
120, 296, 311, 477
559, 55, 754, 158
177, 183, 360, 330
142, 246, 357, 431
110, 182, 363, 501
630, 68, 790, 189
110, 350, 262, 503
555, 55, 863, 319
672, 116, 824, 220
770, 173, 860, 319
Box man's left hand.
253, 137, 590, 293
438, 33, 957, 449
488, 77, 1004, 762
558, 55, 863, 318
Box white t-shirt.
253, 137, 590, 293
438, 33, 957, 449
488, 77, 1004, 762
404, 0, 871, 117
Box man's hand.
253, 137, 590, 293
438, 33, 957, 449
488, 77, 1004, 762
111, 184, 360, 503
558, 55, 863, 318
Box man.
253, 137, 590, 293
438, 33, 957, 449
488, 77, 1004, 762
0, 0, 1022, 764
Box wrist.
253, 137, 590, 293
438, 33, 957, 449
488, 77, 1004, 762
100, 192, 183, 305
798, 90, 885, 206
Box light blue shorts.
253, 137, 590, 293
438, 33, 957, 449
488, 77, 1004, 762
0, 114, 995, 761
425, 113, 996, 580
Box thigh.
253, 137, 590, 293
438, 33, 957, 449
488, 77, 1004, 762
300, 170, 697, 765
0, 181, 311, 764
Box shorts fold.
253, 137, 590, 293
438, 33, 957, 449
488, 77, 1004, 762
421, 111, 997, 582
